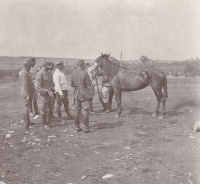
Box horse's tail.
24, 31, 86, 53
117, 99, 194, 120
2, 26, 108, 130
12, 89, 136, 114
163, 76, 168, 98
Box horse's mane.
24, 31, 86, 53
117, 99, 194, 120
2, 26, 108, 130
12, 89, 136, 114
102, 54, 129, 70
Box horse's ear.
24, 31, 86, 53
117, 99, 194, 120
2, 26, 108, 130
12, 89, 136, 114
101, 53, 103, 56
107, 54, 110, 57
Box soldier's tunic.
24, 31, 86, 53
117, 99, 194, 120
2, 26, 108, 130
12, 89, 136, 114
35, 68, 54, 124
19, 68, 35, 127
71, 67, 92, 130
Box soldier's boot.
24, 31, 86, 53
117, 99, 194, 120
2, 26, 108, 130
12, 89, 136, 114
49, 111, 57, 121
83, 114, 89, 133
74, 115, 81, 133
24, 113, 32, 129
57, 112, 63, 122
89, 100, 95, 114
42, 114, 49, 130
105, 102, 111, 113
64, 107, 74, 119
100, 102, 107, 112
33, 100, 40, 116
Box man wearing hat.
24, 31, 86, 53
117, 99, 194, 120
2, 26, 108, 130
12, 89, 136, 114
19, 59, 35, 129
53, 61, 73, 121
29, 57, 40, 118
71, 59, 92, 133
35, 60, 55, 130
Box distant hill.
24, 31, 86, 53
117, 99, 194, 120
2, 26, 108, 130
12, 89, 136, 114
0, 56, 95, 69
0, 56, 190, 77
0, 56, 184, 69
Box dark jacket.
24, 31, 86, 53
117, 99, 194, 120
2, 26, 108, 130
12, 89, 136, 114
19, 68, 35, 96
71, 67, 92, 100
35, 68, 54, 96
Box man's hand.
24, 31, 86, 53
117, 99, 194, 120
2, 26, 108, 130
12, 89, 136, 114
48, 91, 54, 97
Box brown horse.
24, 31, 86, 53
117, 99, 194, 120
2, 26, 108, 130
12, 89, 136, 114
94, 53, 168, 118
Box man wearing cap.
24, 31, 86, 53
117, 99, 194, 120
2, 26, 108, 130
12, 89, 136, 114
19, 59, 35, 129
29, 58, 40, 118
35, 60, 55, 130
71, 59, 92, 133
53, 61, 73, 121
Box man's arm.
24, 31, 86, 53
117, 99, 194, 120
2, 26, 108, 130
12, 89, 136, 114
84, 71, 92, 87
53, 72, 63, 95
35, 72, 48, 95
21, 72, 31, 95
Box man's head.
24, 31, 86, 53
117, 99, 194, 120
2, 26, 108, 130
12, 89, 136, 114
49, 61, 55, 72
76, 59, 85, 70
30, 58, 36, 67
43, 60, 52, 71
55, 61, 64, 71
23, 58, 32, 71
85, 63, 90, 69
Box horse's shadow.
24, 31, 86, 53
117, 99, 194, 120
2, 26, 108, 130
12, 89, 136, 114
125, 107, 152, 116
168, 100, 199, 116
91, 121, 124, 130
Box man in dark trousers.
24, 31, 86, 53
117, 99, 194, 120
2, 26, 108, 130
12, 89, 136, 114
19, 59, 35, 129
53, 61, 73, 121
71, 59, 92, 133
35, 60, 55, 130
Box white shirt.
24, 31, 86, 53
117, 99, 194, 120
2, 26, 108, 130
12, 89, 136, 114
86, 63, 98, 85
53, 69, 68, 95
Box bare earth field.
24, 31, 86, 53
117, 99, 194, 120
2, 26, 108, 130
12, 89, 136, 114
0, 77, 200, 184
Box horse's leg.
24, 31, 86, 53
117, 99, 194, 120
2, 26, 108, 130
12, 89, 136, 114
160, 96, 167, 118
154, 90, 167, 118
108, 87, 114, 109
152, 90, 161, 116
114, 88, 122, 117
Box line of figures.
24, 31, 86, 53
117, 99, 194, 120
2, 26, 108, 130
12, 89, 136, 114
19, 58, 112, 133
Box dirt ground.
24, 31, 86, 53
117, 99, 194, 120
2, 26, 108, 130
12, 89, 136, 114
0, 77, 200, 184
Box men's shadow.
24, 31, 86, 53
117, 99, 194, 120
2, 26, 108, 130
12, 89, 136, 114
91, 121, 124, 131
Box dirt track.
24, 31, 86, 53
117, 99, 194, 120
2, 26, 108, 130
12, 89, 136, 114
0, 77, 200, 184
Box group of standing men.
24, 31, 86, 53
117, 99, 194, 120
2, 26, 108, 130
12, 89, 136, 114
19, 58, 112, 133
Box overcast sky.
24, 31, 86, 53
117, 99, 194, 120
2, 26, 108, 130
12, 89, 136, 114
0, 0, 199, 60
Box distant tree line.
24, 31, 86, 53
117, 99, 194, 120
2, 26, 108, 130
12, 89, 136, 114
184, 57, 200, 77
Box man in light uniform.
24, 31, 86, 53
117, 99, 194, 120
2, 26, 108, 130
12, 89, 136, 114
29, 57, 40, 118
53, 61, 73, 121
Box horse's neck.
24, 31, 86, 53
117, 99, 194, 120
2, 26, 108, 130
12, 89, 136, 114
103, 59, 120, 79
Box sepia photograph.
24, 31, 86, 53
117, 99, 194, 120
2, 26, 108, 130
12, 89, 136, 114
0, 0, 200, 183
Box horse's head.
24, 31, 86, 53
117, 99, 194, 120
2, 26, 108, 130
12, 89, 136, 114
94, 53, 110, 69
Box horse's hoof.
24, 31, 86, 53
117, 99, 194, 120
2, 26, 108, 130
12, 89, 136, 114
115, 114, 119, 118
